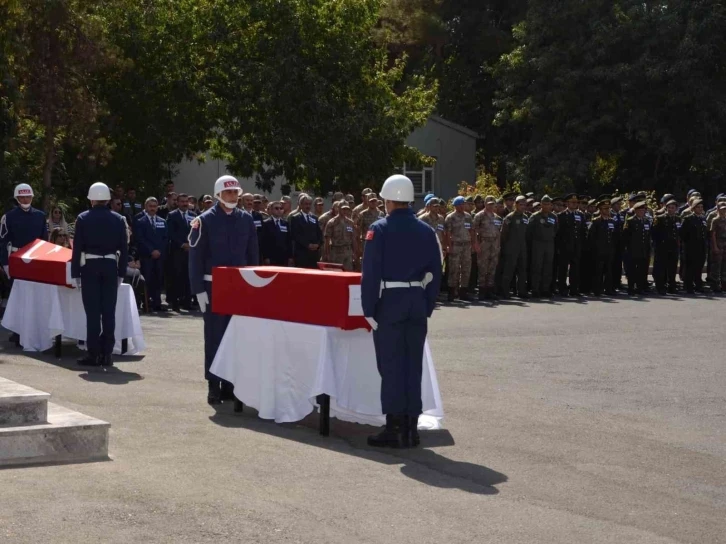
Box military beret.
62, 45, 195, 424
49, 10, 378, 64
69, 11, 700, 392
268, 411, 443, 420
515, 195, 527, 203
563, 192, 578, 201
588, 199, 597, 206
610, 196, 623, 205
666, 199, 678, 207
452, 196, 466, 206
540, 195, 552, 203
474, 194, 484, 202
423, 193, 436, 203
633, 201, 647, 210
464, 196, 474, 203
502, 192, 516, 200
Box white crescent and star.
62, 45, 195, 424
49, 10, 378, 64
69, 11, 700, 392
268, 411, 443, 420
21, 240, 66, 263
239, 269, 278, 288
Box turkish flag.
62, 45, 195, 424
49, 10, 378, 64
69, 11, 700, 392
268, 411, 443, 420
212, 266, 370, 331
8, 239, 74, 287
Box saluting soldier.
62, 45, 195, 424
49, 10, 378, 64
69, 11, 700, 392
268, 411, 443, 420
652, 199, 681, 295
680, 199, 709, 294
444, 196, 475, 301
472, 196, 502, 300
587, 198, 617, 296
499, 196, 530, 299
527, 195, 557, 298
610, 196, 626, 290
323, 203, 358, 271
556, 193, 586, 297
622, 201, 652, 295
709, 203, 726, 293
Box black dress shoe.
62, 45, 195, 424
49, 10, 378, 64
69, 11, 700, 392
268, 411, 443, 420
408, 415, 420, 447
368, 415, 408, 448
171, 305, 181, 312
77, 354, 100, 366
101, 354, 114, 367
207, 380, 222, 405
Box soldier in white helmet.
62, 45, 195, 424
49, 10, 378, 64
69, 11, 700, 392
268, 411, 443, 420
189, 176, 260, 404
71, 183, 129, 367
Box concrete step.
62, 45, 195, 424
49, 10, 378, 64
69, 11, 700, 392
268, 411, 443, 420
0, 376, 49, 427
0, 403, 109, 467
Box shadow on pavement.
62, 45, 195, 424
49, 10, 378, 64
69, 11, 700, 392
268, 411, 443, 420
79, 368, 143, 384
209, 404, 507, 495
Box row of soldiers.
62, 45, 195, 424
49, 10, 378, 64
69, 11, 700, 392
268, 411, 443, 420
417, 190, 726, 301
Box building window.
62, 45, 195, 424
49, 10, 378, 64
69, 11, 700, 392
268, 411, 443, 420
395, 163, 435, 196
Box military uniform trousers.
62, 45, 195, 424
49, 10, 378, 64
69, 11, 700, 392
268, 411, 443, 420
500, 245, 528, 296
627, 252, 650, 292
612, 245, 624, 288
477, 239, 500, 288
169, 248, 191, 307
556, 249, 581, 295
448, 242, 471, 289
530, 241, 555, 295
371, 288, 426, 417
81, 259, 119, 357
140, 257, 164, 309
710, 240, 726, 288
329, 246, 354, 271
653, 244, 678, 292
202, 281, 233, 388
592, 252, 614, 295
469, 252, 478, 291
683, 247, 706, 291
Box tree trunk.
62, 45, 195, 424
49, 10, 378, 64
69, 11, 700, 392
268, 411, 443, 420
42, 125, 55, 211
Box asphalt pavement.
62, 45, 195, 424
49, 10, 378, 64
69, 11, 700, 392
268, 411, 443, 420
0, 292, 724, 543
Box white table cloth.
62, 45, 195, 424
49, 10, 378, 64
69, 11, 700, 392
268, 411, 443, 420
2, 280, 145, 355
210, 316, 444, 428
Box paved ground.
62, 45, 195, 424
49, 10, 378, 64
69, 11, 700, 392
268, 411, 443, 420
1, 293, 725, 544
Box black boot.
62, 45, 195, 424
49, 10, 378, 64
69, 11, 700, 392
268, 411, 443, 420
220, 380, 236, 401
367, 414, 406, 448
77, 354, 100, 366
408, 415, 420, 447
207, 380, 222, 405
101, 354, 114, 368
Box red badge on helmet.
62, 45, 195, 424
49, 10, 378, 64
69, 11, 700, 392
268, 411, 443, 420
365, 230, 374, 241
224, 180, 238, 188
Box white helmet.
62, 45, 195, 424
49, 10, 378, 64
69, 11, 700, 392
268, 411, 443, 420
380, 175, 414, 203
214, 175, 242, 198
87, 182, 111, 201
14, 183, 34, 199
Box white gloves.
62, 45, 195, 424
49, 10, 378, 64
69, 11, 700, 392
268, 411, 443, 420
365, 317, 378, 331
196, 292, 209, 313
3, 265, 8, 278
74, 278, 82, 290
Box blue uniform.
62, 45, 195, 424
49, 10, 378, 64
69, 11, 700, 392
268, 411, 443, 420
72, 206, 128, 358
135, 213, 168, 309
361, 208, 441, 417
0, 206, 49, 266
189, 203, 259, 380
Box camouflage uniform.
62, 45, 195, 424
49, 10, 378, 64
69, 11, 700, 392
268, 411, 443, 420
445, 211, 473, 290
358, 208, 384, 253
318, 210, 336, 234
324, 215, 356, 271
472, 210, 502, 289
351, 203, 366, 224
709, 216, 726, 290
420, 211, 445, 245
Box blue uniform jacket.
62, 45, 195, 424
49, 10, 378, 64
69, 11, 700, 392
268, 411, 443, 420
71, 206, 128, 278
0, 206, 49, 266
167, 209, 197, 250
188, 203, 260, 295
135, 213, 168, 259
361, 208, 441, 320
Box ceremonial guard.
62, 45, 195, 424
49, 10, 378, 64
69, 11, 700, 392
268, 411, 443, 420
323, 203, 358, 270
587, 198, 616, 296
189, 176, 259, 404
289, 195, 323, 268
499, 196, 530, 299
361, 175, 441, 449
472, 196, 502, 300
1, 184, 49, 344
135, 197, 168, 311
260, 201, 293, 266
556, 193, 586, 296
527, 195, 557, 298
444, 196, 474, 301
622, 201, 652, 295
652, 199, 681, 294
71, 183, 128, 367
167, 193, 196, 311
680, 199, 708, 293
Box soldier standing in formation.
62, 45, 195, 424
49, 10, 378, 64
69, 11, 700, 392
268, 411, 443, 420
587, 198, 616, 296
357, 193, 384, 258
681, 199, 709, 294
323, 202, 358, 271
622, 201, 652, 295
527, 195, 557, 297
652, 199, 681, 295
499, 196, 530, 299
444, 196, 474, 301
472, 196, 502, 300
556, 193, 586, 297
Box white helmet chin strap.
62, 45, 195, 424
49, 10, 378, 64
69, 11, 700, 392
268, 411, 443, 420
220, 200, 237, 209
19, 203, 31, 210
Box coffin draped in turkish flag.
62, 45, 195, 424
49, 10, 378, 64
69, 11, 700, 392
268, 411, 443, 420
8, 239, 74, 287
212, 266, 370, 331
